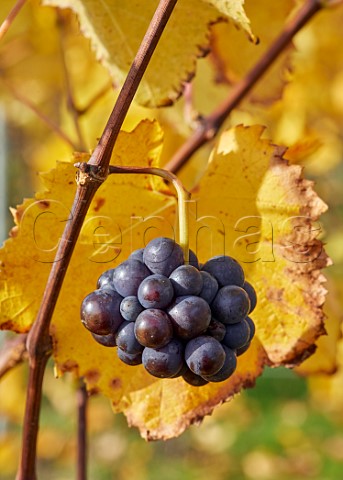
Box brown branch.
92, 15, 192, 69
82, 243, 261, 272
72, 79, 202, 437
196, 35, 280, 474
0, 334, 28, 379
164, 0, 324, 174
16, 1, 178, 479
4, 81, 78, 150
77, 379, 88, 480
0, 0, 27, 42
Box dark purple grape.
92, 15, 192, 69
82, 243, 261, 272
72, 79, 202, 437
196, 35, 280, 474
142, 338, 184, 378
236, 342, 250, 356
188, 249, 200, 269
202, 346, 237, 382
169, 265, 203, 296
96, 268, 116, 290
243, 281, 257, 313
113, 259, 151, 297
168, 296, 211, 340
135, 309, 173, 348
81, 289, 123, 335
170, 361, 188, 378
185, 336, 225, 376
222, 318, 251, 350
116, 321, 144, 354
199, 271, 218, 303
201, 255, 245, 287
206, 318, 226, 341
246, 316, 256, 341
137, 274, 174, 309
117, 348, 142, 366
129, 248, 145, 263
211, 285, 250, 324
182, 367, 209, 387
235, 317, 255, 356
120, 296, 144, 322
91, 332, 117, 347
143, 237, 184, 276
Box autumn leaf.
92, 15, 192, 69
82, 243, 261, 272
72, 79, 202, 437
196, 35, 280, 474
210, 0, 296, 104
295, 277, 341, 376
41, 0, 252, 107
0, 121, 329, 440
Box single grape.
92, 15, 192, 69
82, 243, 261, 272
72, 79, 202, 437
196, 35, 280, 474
137, 274, 174, 309
182, 367, 209, 387
198, 271, 218, 304
168, 296, 211, 340
235, 317, 255, 356
116, 321, 144, 355
201, 255, 245, 287
129, 248, 145, 263
206, 318, 226, 341
96, 268, 116, 290
142, 338, 184, 378
91, 332, 117, 347
243, 280, 257, 313
246, 316, 255, 341
117, 348, 142, 366
169, 264, 203, 296
135, 309, 173, 348
113, 259, 151, 297
222, 318, 251, 350
211, 285, 250, 324
202, 345, 237, 382
185, 336, 225, 377
81, 289, 123, 335
120, 296, 144, 322
143, 237, 184, 276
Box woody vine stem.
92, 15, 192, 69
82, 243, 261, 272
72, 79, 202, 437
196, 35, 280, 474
0, 0, 337, 479
16, 1, 179, 479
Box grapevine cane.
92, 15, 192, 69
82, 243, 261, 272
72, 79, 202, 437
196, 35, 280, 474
16, 1, 179, 478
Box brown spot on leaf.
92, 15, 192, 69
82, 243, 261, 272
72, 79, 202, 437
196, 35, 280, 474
38, 200, 50, 209
0, 319, 29, 333
93, 197, 105, 212
84, 369, 100, 383
88, 387, 100, 396
266, 287, 284, 302
109, 378, 122, 389
59, 360, 79, 374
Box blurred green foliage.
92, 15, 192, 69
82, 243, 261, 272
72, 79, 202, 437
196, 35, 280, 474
2, 365, 343, 480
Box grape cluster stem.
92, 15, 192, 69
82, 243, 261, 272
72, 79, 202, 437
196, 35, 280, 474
109, 165, 191, 262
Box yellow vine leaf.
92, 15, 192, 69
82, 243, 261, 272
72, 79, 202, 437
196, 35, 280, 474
210, 0, 296, 104
295, 277, 341, 376
41, 0, 252, 107
203, 0, 253, 39
0, 122, 329, 439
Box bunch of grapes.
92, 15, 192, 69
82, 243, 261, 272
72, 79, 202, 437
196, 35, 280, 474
80, 237, 257, 387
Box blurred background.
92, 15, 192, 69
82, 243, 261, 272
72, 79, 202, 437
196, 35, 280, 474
1, 0, 343, 479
